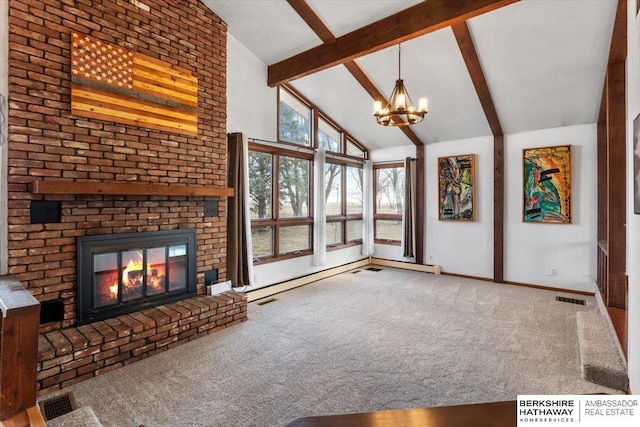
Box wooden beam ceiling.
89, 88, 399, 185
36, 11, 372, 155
269, 0, 519, 87
286, 0, 426, 263
286, 0, 425, 147
608, 0, 627, 64
287, 0, 336, 44
451, 21, 504, 283
451, 22, 502, 137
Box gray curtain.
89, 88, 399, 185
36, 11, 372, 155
227, 132, 252, 287
402, 157, 416, 258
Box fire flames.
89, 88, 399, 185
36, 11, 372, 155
107, 252, 166, 299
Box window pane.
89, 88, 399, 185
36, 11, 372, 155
375, 219, 402, 241
325, 163, 342, 215
347, 220, 363, 241
326, 222, 343, 245
168, 244, 187, 292
251, 226, 274, 258
346, 166, 363, 214
279, 88, 310, 146
249, 151, 272, 219
318, 117, 341, 152
346, 139, 365, 158
279, 225, 311, 253
279, 156, 310, 218
376, 167, 405, 214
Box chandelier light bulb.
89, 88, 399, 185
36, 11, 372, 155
418, 97, 428, 113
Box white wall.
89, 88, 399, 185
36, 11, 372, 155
0, 0, 8, 275
626, 0, 640, 395
225, 30, 599, 295
425, 136, 494, 278
227, 34, 276, 141
504, 124, 597, 293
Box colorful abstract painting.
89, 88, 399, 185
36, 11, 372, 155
634, 114, 640, 214
438, 154, 475, 221
523, 145, 571, 224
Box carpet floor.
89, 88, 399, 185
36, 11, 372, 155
44, 267, 621, 426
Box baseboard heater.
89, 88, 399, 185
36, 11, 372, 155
247, 258, 442, 303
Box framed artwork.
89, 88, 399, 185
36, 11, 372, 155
438, 154, 475, 221
634, 114, 640, 214
523, 145, 571, 224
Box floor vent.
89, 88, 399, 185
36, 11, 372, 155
257, 298, 277, 306
556, 296, 586, 305
366, 267, 383, 272
39, 392, 78, 421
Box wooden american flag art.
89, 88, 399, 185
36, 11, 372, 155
71, 32, 198, 135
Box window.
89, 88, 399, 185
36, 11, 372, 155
346, 137, 366, 158
279, 88, 311, 146
325, 162, 363, 248
249, 145, 313, 262
374, 164, 404, 245
318, 117, 341, 153
250, 86, 370, 263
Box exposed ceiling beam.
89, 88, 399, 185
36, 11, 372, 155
452, 22, 502, 137
287, 0, 336, 45
287, 0, 425, 147
269, 0, 519, 87
608, 0, 626, 64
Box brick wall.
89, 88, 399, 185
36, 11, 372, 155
6, 0, 242, 391
7, 0, 229, 330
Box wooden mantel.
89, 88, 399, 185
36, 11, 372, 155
29, 179, 234, 197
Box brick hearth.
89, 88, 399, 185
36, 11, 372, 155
37, 292, 246, 396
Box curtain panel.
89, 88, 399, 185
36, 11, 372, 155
312, 149, 327, 267
227, 132, 253, 287
402, 157, 416, 259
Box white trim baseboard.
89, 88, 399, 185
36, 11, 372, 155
247, 259, 370, 302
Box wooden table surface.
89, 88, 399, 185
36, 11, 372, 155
285, 400, 516, 427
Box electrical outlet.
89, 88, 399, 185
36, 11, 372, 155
550, 268, 558, 276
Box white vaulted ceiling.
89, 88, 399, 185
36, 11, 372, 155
201, 0, 617, 150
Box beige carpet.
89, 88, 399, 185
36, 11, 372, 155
41, 267, 621, 426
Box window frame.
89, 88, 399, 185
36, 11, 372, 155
325, 158, 364, 251
252, 85, 369, 263
277, 86, 313, 148
373, 162, 404, 246
249, 143, 314, 264
279, 85, 369, 160
317, 114, 343, 154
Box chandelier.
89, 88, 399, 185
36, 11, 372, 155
373, 44, 428, 127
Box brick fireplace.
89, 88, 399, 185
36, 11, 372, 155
6, 0, 247, 395
76, 229, 198, 324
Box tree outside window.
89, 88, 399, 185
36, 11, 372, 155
249, 145, 312, 262
325, 162, 363, 247
279, 88, 310, 146
374, 165, 404, 244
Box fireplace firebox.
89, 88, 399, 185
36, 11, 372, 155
77, 229, 197, 324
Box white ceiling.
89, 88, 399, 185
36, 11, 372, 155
202, 0, 617, 150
